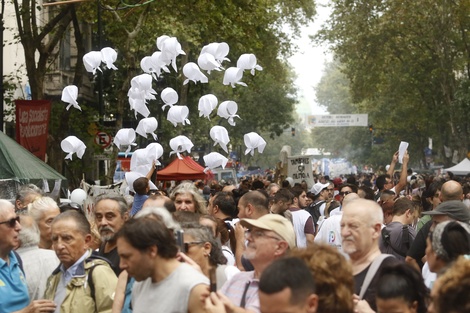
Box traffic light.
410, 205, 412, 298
291, 127, 295, 136
369, 125, 373, 133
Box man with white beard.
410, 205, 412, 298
340, 199, 398, 312
94, 194, 129, 275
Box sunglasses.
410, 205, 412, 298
0, 216, 20, 228
184, 241, 204, 251
339, 191, 352, 196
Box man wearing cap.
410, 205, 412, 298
406, 181, 467, 271
218, 214, 296, 313
306, 182, 333, 230
234, 191, 270, 270
408, 200, 470, 273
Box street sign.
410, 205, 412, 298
307, 114, 368, 127
94, 131, 112, 149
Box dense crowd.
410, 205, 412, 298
1, 151, 470, 313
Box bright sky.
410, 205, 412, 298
288, 0, 332, 116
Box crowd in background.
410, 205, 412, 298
2, 151, 470, 313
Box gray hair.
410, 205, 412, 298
0, 199, 14, 216
94, 194, 129, 216
135, 206, 181, 231
183, 223, 227, 266
28, 197, 59, 223
170, 182, 207, 214
16, 184, 43, 202
18, 217, 40, 248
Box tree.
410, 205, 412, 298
12, 0, 316, 183
317, 0, 470, 167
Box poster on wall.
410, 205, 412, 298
15, 100, 51, 161
287, 155, 314, 188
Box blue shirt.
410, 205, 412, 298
0, 251, 30, 313
54, 251, 89, 313
130, 194, 148, 216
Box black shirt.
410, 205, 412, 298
98, 243, 121, 276
406, 220, 432, 269
354, 256, 399, 311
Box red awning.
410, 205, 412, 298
156, 156, 212, 181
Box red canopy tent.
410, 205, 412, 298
156, 156, 212, 181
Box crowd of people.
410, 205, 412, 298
1, 150, 470, 313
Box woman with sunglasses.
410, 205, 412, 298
182, 223, 239, 290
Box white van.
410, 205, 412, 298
211, 168, 238, 186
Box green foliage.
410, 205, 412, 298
75, 0, 315, 167
316, 0, 470, 168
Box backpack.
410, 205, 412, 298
85, 254, 113, 301
306, 200, 325, 229
381, 225, 411, 257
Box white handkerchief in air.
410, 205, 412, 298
223, 67, 247, 88
114, 128, 137, 156
217, 101, 240, 126
169, 135, 194, 159
161, 87, 178, 110
61, 85, 81, 111
244, 132, 266, 156
135, 117, 158, 140
100, 47, 118, 70
83, 51, 103, 75
198, 94, 218, 119
61, 136, 86, 160
237, 53, 263, 75
183, 62, 208, 85
203, 152, 228, 172
210, 126, 230, 153
167, 105, 190, 127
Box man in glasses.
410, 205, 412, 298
217, 214, 296, 312
0, 199, 56, 313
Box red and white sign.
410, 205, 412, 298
94, 131, 112, 149
15, 100, 51, 161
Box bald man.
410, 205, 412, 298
341, 199, 398, 312
406, 179, 464, 271
440, 180, 463, 202
142, 195, 175, 212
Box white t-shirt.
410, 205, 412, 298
315, 214, 345, 255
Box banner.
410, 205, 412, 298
307, 114, 368, 127
287, 155, 315, 188
15, 100, 51, 161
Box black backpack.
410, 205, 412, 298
381, 225, 411, 257
306, 200, 325, 229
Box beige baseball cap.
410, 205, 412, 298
240, 214, 296, 248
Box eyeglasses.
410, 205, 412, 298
339, 191, 352, 196
0, 216, 20, 228
184, 241, 204, 251
245, 229, 281, 241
